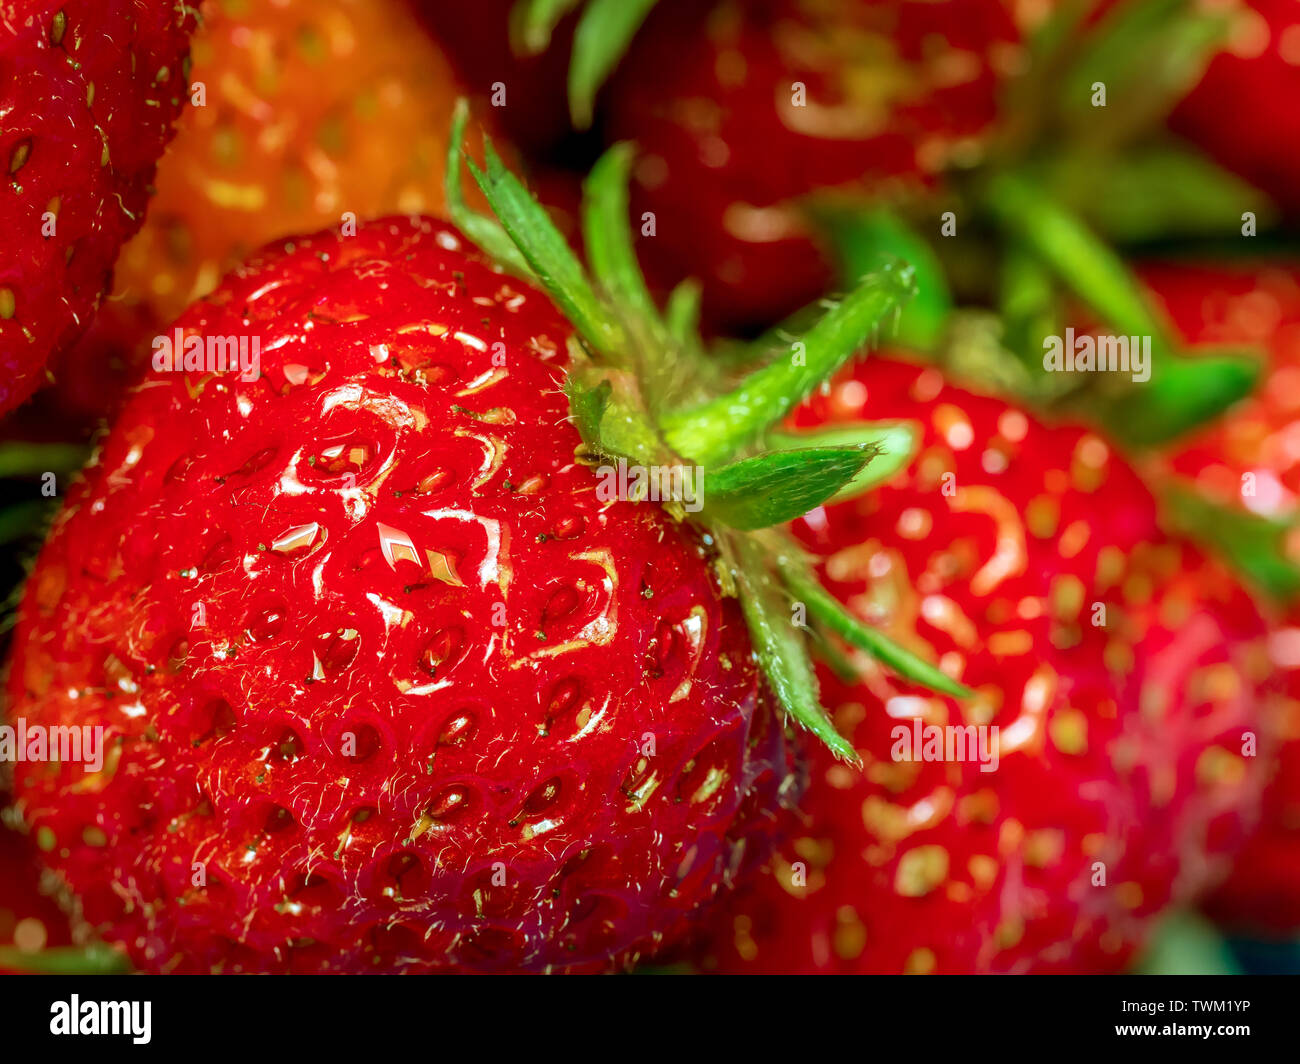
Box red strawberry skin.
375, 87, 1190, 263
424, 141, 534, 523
0, 1, 195, 415
5, 217, 801, 973
697, 359, 1273, 974
603, 0, 1026, 333
1170, 1, 1300, 215
1139, 260, 1300, 933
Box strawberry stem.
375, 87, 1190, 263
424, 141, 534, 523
661, 263, 916, 465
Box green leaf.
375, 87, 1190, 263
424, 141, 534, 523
767, 421, 917, 500
1033, 143, 1276, 243
0, 499, 56, 547
702, 446, 877, 531
777, 554, 974, 699
568, 0, 659, 128
467, 138, 626, 357
1161, 482, 1300, 601
0, 442, 88, 479
564, 375, 612, 449
664, 279, 702, 350
661, 262, 916, 466
729, 533, 856, 762
984, 171, 1170, 342
1133, 910, 1241, 976
581, 143, 663, 335
510, 0, 582, 55
1094, 349, 1259, 447
1057, 0, 1231, 142
444, 100, 534, 278
0, 943, 132, 975
813, 205, 952, 352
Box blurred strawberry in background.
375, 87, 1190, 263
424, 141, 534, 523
48, 0, 491, 426
1171, 0, 1300, 216
695, 358, 1277, 974
1137, 261, 1300, 936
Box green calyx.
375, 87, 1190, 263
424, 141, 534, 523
446, 104, 969, 759
511, 0, 660, 128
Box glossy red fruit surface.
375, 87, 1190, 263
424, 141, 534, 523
0, 0, 195, 414
697, 358, 1273, 973
603, 0, 1027, 332
1138, 260, 1300, 933
5, 216, 801, 973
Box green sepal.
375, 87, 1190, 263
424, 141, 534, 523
568, 0, 659, 128
467, 137, 626, 358
0, 442, 89, 479
1030, 143, 1276, 243
767, 421, 917, 501
729, 533, 857, 763
0, 499, 57, 547
564, 375, 612, 451
1161, 483, 1300, 601
661, 262, 917, 466
813, 205, 952, 352
0, 943, 132, 975
510, 0, 582, 55
581, 143, 661, 332
444, 101, 534, 278
984, 170, 1170, 342
1089, 349, 1259, 447
1056, 0, 1231, 144
702, 446, 878, 532
777, 552, 974, 700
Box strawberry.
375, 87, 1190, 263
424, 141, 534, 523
1134, 260, 1300, 933
695, 357, 1274, 974
6, 214, 811, 973
0, 0, 196, 415
600, 0, 1028, 332
1170, 0, 1300, 215
49, 0, 490, 425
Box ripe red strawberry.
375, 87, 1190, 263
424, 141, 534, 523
1136, 260, 1300, 933
0, 0, 196, 415
5, 216, 802, 973
695, 357, 1274, 974
49, 0, 493, 427
1170, 0, 1300, 215
602, 0, 1028, 332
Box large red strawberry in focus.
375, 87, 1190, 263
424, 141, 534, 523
0, 0, 196, 415
696, 358, 1273, 974
1171, 0, 1300, 215
5, 216, 801, 973
602, 0, 1029, 332
1138, 260, 1300, 933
